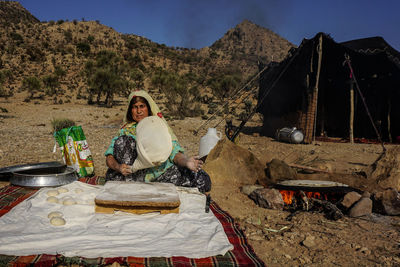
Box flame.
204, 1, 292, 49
279, 190, 329, 205
279, 190, 295, 204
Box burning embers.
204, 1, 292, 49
280, 190, 329, 205
252, 180, 356, 220
278, 189, 347, 220
246, 180, 397, 220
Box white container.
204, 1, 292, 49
199, 128, 222, 158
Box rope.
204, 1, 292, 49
193, 65, 269, 135
229, 47, 302, 140
343, 53, 386, 152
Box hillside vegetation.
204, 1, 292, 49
0, 1, 294, 119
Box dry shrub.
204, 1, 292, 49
51, 118, 76, 132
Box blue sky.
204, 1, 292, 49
18, 0, 400, 51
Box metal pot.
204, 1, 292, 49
275, 127, 304, 144
0, 161, 66, 181
10, 166, 78, 188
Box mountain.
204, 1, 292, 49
0, 1, 39, 25
212, 19, 293, 66
0, 1, 295, 118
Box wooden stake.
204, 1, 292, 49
349, 81, 354, 144
388, 99, 392, 143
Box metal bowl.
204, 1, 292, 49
0, 161, 66, 181
10, 167, 78, 188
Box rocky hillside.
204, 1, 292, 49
0, 0, 39, 25
0, 1, 295, 118
211, 19, 293, 71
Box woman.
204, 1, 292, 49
105, 90, 211, 193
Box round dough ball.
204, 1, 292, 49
63, 198, 77, 206
58, 187, 69, 194
48, 211, 63, 219
50, 217, 66, 226
46, 196, 59, 203
46, 190, 59, 197
74, 188, 84, 194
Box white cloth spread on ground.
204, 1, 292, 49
0, 181, 233, 258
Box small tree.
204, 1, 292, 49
42, 74, 59, 96
22, 76, 42, 99
76, 42, 91, 56
208, 74, 241, 101
84, 50, 128, 107
130, 68, 144, 91
54, 65, 66, 79
63, 30, 72, 43
87, 35, 95, 43
0, 70, 12, 97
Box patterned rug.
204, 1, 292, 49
0, 177, 265, 267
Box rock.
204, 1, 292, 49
301, 235, 316, 248
249, 188, 284, 210
366, 146, 400, 191
358, 247, 370, 256
261, 158, 297, 185
240, 184, 264, 196
349, 197, 372, 217
373, 188, 400, 215
204, 138, 266, 188
362, 191, 371, 198
341, 191, 362, 208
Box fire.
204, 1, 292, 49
279, 190, 329, 205
280, 190, 295, 204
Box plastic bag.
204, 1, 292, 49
54, 126, 94, 177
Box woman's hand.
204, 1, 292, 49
185, 156, 203, 172
174, 153, 203, 172
106, 155, 132, 176
118, 164, 132, 176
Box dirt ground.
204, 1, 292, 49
0, 94, 399, 266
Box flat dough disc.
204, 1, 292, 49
46, 196, 58, 203
48, 211, 63, 219
58, 188, 69, 194
50, 217, 66, 226
46, 190, 59, 197
63, 198, 76, 205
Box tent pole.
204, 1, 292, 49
343, 54, 386, 152
349, 81, 354, 144
305, 34, 323, 144
388, 99, 392, 143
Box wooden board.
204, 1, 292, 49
94, 181, 181, 214
95, 204, 179, 214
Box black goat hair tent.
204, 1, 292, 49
257, 32, 400, 143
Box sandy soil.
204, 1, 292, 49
0, 94, 399, 266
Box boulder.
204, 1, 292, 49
249, 188, 284, 210
367, 146, 400, 191
241, 184, 264, 196
373, 188, 400, 216
349, 197, 372, 217
203, 138, 266, 187
341, 191, 362, 209
260, 158, 297, 185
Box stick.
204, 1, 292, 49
288, 163, 333, 173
